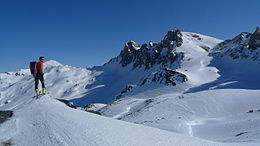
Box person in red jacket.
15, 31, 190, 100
35, 56, 46, 95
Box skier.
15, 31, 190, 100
34, 56, 46, 95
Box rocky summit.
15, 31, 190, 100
119, 30, 184, 69
212, 27, 260, 61
249, 27, 260, 50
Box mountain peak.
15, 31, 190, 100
124, 40, 141, 50
213, 27, 260, 60
118, 29, 184, 69
45, 60, 63, 67
249, 27, 260, 50
162, 29, 183, 47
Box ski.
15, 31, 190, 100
36, 94, 45, 99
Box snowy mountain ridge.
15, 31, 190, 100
70, 30, 222, 105
1, 28, 260, 145
212, 28, 260, 61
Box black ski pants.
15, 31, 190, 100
35, 74, 45, 90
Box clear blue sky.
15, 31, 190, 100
0, 0, 259, 72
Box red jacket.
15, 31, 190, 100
37, 61, 44, 74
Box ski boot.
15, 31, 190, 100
42, 88, 47, 95
35, 89, 41, 96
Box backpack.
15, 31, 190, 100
30, 61, 38, 75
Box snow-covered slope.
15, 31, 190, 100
0, 60, 96, 109
188, 28, 260, 92
88, 29, 260, 144
100, 89, 260, 143
1, 28, 260, 145
1, 95, 238, 146
0, 60, 237, 146
71, 30, 223, 106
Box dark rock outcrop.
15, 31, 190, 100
57, 99, 76, 109
114, 68, 187, 99
1, 139, 12, 146
247, 110, 254, 113
235, 132, 248, 137
119, 30, 184, 69
119, 41, 141, 67
116, 85, 136, 99
58, 99, 102, 115
212, 28, 260, 61
15, 72, 25, 76
162, 30, 183, 48
84, 104, 102, 115
85, 110, 101, 115
141, 68, 187, 86
249, 27, 260, 50
0, 111, 13, 124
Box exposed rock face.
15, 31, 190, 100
249, 27, 260, 50
141, 68, 187, 86
162, 30, 183, 48
57, 99, 76, 109
116, 85, 136, 99
107, 30, 186, 98
15, 72, 25, 76
0, 111, 13, 124
212, 27, 260, 61
119, 30, 184, 69
115, 68, 187, 98
119, 41, 141, 67
57, 99, 102, 115
83, 104, 102, 115
85, 110, 101, 115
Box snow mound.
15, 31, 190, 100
44, 60, 63, 67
